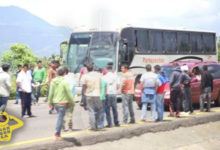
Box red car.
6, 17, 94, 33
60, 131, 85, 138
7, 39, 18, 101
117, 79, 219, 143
134, 59, 220, 109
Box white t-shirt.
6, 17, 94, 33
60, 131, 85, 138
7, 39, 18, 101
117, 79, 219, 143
105, 72, 119, 95
81, 71, 101, 97
16, 71, 32, 93
140, 72, 158, 88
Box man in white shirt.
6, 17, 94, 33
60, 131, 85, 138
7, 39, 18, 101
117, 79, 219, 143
105, 62, 120, 127
16, 64, 33, 118
0, 64, 11, 112
81, 63, 102, 130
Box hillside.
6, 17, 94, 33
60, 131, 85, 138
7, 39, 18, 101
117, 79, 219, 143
0, 6, 71, 57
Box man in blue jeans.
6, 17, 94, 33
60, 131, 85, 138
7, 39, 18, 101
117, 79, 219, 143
154, 65, 168, 121
105, 63, 120, 127
0, 64, 11, 112
140, 64, 158, 122
48, 67, 74, 140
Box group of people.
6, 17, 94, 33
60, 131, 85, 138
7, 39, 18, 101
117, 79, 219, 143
169, 63, 213, 117
0, 60, 214, 140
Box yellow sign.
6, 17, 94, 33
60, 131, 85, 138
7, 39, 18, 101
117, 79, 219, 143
0, 111, 23, 142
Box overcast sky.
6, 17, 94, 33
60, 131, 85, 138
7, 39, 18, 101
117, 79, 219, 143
0, 0, 220, 34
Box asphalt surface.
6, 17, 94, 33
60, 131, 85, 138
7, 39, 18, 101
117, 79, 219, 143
63, 121, 220, 150
1, 98, 220, 150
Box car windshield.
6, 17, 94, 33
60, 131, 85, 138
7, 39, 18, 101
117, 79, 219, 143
161, 65, 173, 80
89, 32, 118, 70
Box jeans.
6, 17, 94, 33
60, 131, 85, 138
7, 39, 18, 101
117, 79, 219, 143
122, 94, 135, 123
106, 94, 119, 126
200, 87, 211, 111
55, 104, 66, 136
20, 92, 32, 116
156, 94, 164, 121
0, 97, 8, 112
183, 88, 193, 112
33, 85, 41, 103
81, 88, 87, 109
15, 87, 20, 103
141, 102, 156, 121
170, 89, 182, 114
86, 96, 102, 129
99, 100, 111, 128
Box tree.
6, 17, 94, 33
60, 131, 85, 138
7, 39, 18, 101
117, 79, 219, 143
1, 43, 38, 73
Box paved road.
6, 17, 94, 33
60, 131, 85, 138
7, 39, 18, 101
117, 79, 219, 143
1, 97, 219, 147
2, 97, 167, 144
64, 121, 220, 150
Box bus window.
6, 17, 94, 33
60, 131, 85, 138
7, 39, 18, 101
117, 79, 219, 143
177, 32, 190, 53
164, 31, 177, 53
136, 30, 149, 53
149, 30, 163, 53
191, 33, 203, 53
203, 33, 215, 53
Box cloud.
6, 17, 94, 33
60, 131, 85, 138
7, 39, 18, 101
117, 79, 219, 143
0, 0, 220, 34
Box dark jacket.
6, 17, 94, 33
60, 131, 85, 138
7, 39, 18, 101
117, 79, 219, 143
181, 72, 191, 88
201, 71, 213, 92
170, 67, 182, 90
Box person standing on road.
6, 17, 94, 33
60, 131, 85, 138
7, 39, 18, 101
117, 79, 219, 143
169, 63, 183, 118
48, 67, 74, 140
45, 60, 59, 114
105, 62, 120, 127
0, 64, 11, 112
121, 64, 135, 124
181, 65, 194, 114
99, 69, 109, 128
15, 64, 22, 104
200, 65, 213, 112
140, 64, 158, 122
16, 64, 33, 118
81, 62, 102, 130
63, 67, 76, 131
79, 63, 88, 110
33, 60, 46, 104
154, 65, 168, 121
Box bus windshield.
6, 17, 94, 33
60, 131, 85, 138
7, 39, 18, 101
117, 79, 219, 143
67, 32, 118, 73
89, 32, 118, 70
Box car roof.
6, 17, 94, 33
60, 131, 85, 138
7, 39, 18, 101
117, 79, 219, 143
163, 60, 220, 69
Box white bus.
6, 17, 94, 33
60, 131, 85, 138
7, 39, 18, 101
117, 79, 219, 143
66, 27, 217, 82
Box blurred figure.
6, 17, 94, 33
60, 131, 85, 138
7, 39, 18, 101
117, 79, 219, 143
200, 65, 213, 112
154, 65, 168, 121
33, 60, 46, 104
79, 63, 88, 110
105, 62, 120, 126
48, 67, 74, 140
16, 64, 33, 118
181, 65, 193, 114
169, 63, 182, 118
15, 65, 22, 104
81, 62, 102, 130
0, 64, 11, 112
121, 64, 135, 124
63, 67, 76, 131
140, 64, 158, 122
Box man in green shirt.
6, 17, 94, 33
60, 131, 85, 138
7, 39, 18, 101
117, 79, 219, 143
48, 67, 74, 140
33, 61, 46, 104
